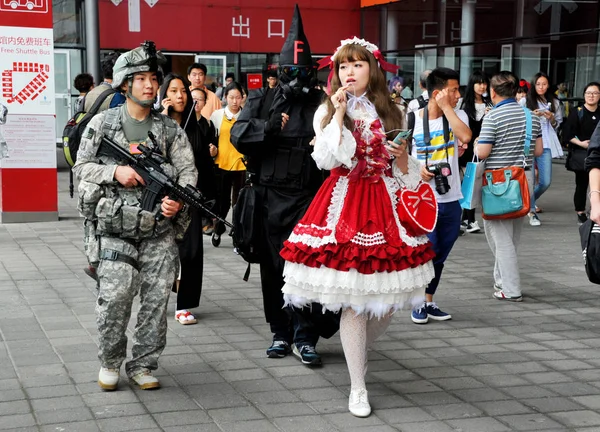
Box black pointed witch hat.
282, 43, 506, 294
279, 4, 313, 67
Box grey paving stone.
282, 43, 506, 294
324, 412, 384, 429
550, 410, 600, 427
96, 414, 159, 431
394, 421, 456, 432
0, 413, 36, 430
219, 419, 280, 432
273, 415, 337, 432
231, 378, 286, 394
446, 417, 512, 431
404, 391, 461, 406
295, 387, 346, 402
245, 390, 299, 405
523, 371, 573, 384
0, 400, 30, 416
376, 406, 436, 423
35, 406, 94, 425
25, 384, 79, 399
497, 413, 564, 430
208, 405, 264, 423
82, 391, 141, 407
543, 382, 600, 396
0, 389, 26, 402
30, 395, 85, 412
421, 402, 483, 420
524, 397, 586, 413
153, 409, 211, 427
500, 385, 558, 399
257, 401, 316, 418
90, 403, 148, 419
39, 421, 101, 432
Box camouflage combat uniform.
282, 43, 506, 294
73, 107, 197, 378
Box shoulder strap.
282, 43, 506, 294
522, 107, 532, 159
88, 87, 115, 116
102, 107, 120, 140
578, 106, 584, 121
417, 95, 427, 109
407, 111, 415, 132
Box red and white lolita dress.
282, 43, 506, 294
281, 98, 437, 318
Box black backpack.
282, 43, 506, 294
62, 87, 115, 197
580, 219, 600, 285
232, 183, 262, 281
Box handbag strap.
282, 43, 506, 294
522, 107, 532, 166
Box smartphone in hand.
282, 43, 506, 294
393, 129, 413, 145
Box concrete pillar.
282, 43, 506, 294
459, 0, 475, 84
386, 9, 398, 52
85, 0, 101, 84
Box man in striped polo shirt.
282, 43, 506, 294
475, 71, 543, 301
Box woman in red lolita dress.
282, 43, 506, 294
280, 37, 436, 418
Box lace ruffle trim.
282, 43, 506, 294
282, 261, 434, 294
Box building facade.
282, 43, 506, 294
362, 0, 600, 101
51, 0, 361, 145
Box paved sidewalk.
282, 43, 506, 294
1, 166, 600, 432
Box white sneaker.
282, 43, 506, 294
349, 388, 371, 417
466, 221, 481, 233
98, 367, 119, 391
130, 370, 160, 390
528, 213, 541, 226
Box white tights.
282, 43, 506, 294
339, 309, 393, 390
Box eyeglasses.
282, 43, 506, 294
585, 92, 600, 96
282, 66, 311, 78
192, 98, 206, 103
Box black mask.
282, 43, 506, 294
280, 68, 317, 100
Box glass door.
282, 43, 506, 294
54, 49, 71, 145
517, 44, 551, 86
195, 55, 227, 88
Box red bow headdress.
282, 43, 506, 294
317, 37, 399, 94
519, 79, 531, 92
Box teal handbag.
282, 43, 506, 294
481, 170, 523, 216
481, 106, 532, 220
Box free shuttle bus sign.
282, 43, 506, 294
0, 0, 58, 222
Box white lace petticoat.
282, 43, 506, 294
282, 261, 432, 318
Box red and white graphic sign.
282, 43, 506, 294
0, 0, 48, 13
2, 62, 50, 104
247, 73, 263, 90
0, 26, 54, 115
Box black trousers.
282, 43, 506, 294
215, 169, 246, 220
574, 170, 589, 212
256, 185, 320, 347
174, 208, 204, 310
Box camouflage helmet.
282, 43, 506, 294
112, 41, 167, 89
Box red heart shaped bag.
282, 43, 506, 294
397, 182, 438, 236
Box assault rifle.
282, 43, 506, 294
98, 131, 232, 228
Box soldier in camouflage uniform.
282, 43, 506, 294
72, 41, 197, 391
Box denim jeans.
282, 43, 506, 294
533, 148, 553, 209
425, 200, 462, 296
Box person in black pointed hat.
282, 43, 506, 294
231, 4, 335, 367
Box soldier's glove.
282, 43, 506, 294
264, 112, 283, 135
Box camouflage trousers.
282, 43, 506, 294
96, 231, 178, 377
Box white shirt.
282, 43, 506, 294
410, 109, 470, 203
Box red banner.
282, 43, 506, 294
99, 0, 360, 55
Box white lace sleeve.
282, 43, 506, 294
392, 155, 423, 190
311, 104, 357, 170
